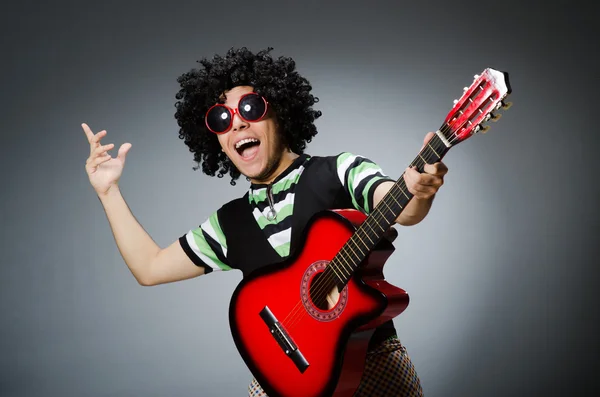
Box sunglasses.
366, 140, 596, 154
205, 92, 269, 134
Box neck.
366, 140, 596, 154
249, 150, 299, 185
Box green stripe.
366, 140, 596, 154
255, 204, 294, 229
271, 169, 303, 195
336, 152, 353, 169
208, 212, 227, 249
250, 189, 268, 203
347, 162, 380, 210
193, 231, 231, 271
249, 167, 304, 204
273, 242, 290, 257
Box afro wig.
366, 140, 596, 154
174, 47, 322, 185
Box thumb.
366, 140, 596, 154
421, 131, 435, 150
117, 143, 132, 162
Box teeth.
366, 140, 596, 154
235, 138, 259, 149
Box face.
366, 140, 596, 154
213, 86, 290, 184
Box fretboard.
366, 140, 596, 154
329, 130, 453, 288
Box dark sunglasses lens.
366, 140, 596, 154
239, 94, 266, 121
206, 106, 231, 133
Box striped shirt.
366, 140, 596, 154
180, 152, 393, 274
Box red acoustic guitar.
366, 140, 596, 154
229, 68, 512, 397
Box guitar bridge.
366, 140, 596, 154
260, 306, 309, 373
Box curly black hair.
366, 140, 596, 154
174, 47, 322, 185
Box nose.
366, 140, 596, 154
230, 110, 250, 132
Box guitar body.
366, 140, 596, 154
229, 209, 410, 397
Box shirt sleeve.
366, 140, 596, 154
178, 210, 231, 274
335, 152, 395, 214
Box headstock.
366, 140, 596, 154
440, 68, 512, 146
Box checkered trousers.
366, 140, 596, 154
247, 336, 423, 397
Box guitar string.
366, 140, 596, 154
280, 90, 501, 332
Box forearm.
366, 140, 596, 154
395, 195, 433, 226
98, 186, 160, 285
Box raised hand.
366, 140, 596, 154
82, 123, 132, 196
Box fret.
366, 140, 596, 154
328, 262, 345, 281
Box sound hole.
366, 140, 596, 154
301, 260, 348, 321
309, 271, 341, 311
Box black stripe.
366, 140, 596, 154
201, 228, 229, 268
366, 177, 395, 214
251, 183, 298, 213
260, 216, 293, 237
354, 173, 394, 211
342, 156, 373, 198
178, 235, 213, 274
270, 180, 299, 203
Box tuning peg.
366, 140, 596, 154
480, 125, 490, 134
463, 87, 469, 91
474, 74, 480, 80
501, 101, 513, 109
490, 113, 502, 122
453, 99, 459, 104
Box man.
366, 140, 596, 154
83, 47, 447, 396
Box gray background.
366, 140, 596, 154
1, 0, 597, 396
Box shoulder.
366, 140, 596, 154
304, 152, 355, 169
304, 151, 375, 180
220, 192, 249, 209
216, 192, 250, 232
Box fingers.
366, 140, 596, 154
117, 143, 132, 162
82, 123, 108, 154
423, 161, 448, 176
403, 165, 445, 199
89, 130, 107, 154
421, 131, 435, 150
406, 165, 445, 184
82, 123, 106, 144
84, 141, 113, 171
85, 148, 112, 172
82, 123, 94, 141
94, 143, 114, 157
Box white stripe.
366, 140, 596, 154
185, 232, 222, 271
251, 166, 305, 197
252, 191, 295, 220
349, 168, 380, 194
337, 154, 359, 187
267, 227, 292, 248
200, 220, 227, 258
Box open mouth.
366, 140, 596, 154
235, 138, 261, 159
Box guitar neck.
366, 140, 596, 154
368, 130, 452, 232
331, 130, 452, 288
328, 67, 511, 288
